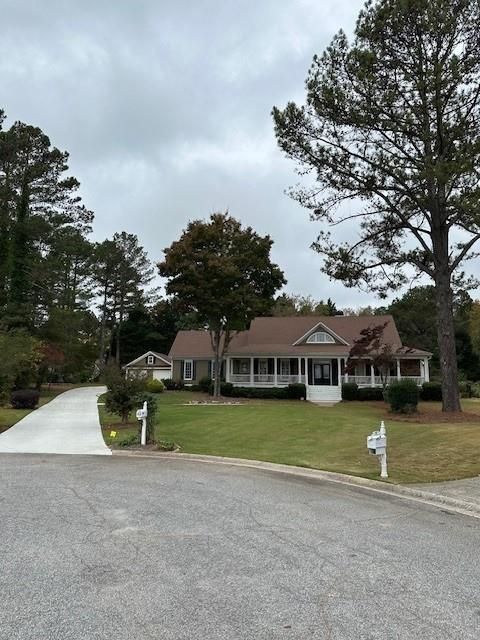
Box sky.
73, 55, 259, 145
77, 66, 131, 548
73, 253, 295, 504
1, 0, 386, 308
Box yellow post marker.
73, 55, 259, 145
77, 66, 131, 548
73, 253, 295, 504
110, 430, 117, 438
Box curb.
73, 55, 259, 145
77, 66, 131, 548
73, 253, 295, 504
112, 450, 480, 520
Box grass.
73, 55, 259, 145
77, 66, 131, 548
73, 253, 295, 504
100, 391, 480, 484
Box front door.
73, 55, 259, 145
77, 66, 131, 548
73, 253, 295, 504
313, 361, 331, 385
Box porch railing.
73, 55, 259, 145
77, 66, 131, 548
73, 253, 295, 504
341, 375, 425, 387
230, 374, 306, 386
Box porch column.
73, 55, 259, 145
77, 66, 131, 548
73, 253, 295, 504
225, 357, 231, 382
298, 356, 302, 383
396, 359, 401, 380
370, 360, 375, 386
274, 357, 278, 387
250, 357, 254, 386
424, 357, 430, 382
337, 358, 342, 386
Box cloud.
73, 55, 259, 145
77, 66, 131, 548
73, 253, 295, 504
0, 0, 390, 308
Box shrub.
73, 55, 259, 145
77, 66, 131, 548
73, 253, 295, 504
10, 389, 40, 410
286, 383, 306, 399
104, 366, 146, 423
421, 381, 442, 401
198, 376, 212, 393
459, 381, 474, 398
342, 382, 358, 401
145, 379, 165, 394
210, 382, 234, 396
117, 433, 140, 447
162, 378, 184, 391
387, 379, 419, 413
357, 386, 385, 401
157, 440, 177, 451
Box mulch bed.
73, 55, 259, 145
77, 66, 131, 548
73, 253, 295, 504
364, 402, 480, 424
103, 422, 137, 431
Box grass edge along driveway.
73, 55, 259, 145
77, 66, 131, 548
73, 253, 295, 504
99, 391, 480, 485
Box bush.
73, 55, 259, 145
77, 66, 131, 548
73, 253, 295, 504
162, 378, 184, 390
357, 386, 385, 401
157, 440, 177, 451
342, 382, 358, 401
117, 433, 140, 447
10, 389, 40, 410
459, 381, 474, 398
104, 365, 146, 423
198, 376, 212, 393
286, 383, 306, 399
421, 381, 442, 401
145, 379, 165, 393
387, 379, 419, 413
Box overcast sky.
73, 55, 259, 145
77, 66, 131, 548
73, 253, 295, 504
1, 0, 386, 308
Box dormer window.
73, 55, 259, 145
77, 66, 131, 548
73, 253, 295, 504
147, 355, 154, 364
306, 331, 335, 344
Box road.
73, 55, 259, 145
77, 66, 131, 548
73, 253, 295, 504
0, 454, 478, 639
0, 387, 110, 455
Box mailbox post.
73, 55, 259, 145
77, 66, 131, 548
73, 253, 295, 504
367, 420, 388, 478
136, 401, 148, 446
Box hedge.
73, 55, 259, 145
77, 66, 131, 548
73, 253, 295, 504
210, 382, 306, 400
357, 386, 385, 401
420, 381, 442, 401
341, 382, 358, 401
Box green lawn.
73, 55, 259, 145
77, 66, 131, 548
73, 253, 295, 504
100, 391, 480, 484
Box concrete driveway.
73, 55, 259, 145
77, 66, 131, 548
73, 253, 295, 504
0, 454, 479, 639
0, 386, 111, 455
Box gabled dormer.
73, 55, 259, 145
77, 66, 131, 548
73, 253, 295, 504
292, 321, 349, 346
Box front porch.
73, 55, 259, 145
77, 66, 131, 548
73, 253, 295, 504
343, 357, 430, 387
225, 355, 430, 390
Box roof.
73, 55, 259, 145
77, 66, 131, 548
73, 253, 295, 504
124, 351, 172, 368
168, 315, 431, 358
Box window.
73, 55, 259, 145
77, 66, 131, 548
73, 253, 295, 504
306, 331, 335, 344
183, 360, 193, 380
147, 355, 154, 365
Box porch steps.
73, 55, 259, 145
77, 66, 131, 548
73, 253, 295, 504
306, 386, 342, 404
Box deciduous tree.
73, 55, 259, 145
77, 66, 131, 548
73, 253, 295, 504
158, 213, 286, 396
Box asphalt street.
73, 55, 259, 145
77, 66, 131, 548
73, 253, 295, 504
0, 454, 479, 639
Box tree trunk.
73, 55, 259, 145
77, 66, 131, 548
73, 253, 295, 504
213, 330, 221, 398
434, 272, 461, 412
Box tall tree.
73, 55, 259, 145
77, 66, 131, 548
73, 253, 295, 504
158, 212, 286, 396
273, 0, 480, 411
93, 232, 154, 366
0, 117, 93, 327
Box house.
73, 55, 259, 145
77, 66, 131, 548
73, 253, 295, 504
168, 315, 431, 403
124, 351, 172, 380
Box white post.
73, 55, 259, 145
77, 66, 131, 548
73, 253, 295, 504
370, 360, 375, 386
379, 420, 388, 478
250, 357, 254, 386
297, 357, 301, 383
274, 357, 278, 387
424, 358, 430, 382
139, 401, 147, 446
396, 359, 401, 380
337, 357, 342, 386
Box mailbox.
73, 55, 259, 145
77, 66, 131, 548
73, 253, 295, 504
367, 431, 386, 455
136, 408, 147, 420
